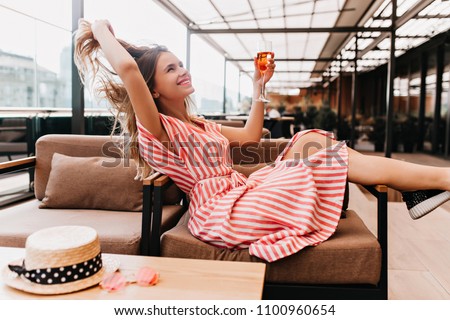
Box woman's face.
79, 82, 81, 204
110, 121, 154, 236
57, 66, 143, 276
153, 52, 194, 101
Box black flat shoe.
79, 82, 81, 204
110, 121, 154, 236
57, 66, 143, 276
401, 190, 450, 220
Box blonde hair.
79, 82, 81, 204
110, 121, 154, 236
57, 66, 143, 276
73, 19, 196, 179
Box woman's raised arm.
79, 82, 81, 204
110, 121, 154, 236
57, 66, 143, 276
89, 20, 163, 139
220, 57, 275, 144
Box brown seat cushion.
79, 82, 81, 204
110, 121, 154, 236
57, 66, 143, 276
161, 210, 381, 285
0, 199, 184, 255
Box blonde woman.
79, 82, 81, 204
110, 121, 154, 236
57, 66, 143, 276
75, 19, 449, 262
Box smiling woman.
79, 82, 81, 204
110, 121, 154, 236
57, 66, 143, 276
74, 18, 450, 269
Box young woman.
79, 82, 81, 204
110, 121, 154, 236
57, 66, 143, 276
75, 19, 450, 262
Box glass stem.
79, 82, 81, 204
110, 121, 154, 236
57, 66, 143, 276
261, 72, 266, 99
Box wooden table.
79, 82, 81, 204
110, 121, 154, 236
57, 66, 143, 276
0, 247, 266, 300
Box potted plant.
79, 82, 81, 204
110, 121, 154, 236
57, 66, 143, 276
400, 116, 418, 153
368, 117, 386, 152
314, 105, 337, 132
303, 105, 318, 129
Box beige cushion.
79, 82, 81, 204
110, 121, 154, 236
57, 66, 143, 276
35, 134, 124, 200
161, 210, 381, 285
40, 153, 142, 212
0, 200, 142, 255
0, 199, 185, 255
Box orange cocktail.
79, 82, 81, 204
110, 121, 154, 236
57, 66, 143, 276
257, 51, 274, 72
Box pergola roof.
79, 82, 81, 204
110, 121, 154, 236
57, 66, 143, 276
154, 0, 450, 94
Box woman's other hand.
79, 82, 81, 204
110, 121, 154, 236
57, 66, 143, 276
253, 56, 275, 87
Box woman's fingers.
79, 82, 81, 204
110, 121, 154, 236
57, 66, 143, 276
253, 57, 276, 86
104, 20, 115, 36
262, 59, 276, 84
266, 58, 276, 71
90, 19, 115, 40
108, 25, 115, 36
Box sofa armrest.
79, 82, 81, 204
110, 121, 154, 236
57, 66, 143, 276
148, 174, 188, 256
140, 171, 161, 256
360, 184, 388, 243
0, 156, 36, 206
0, 156, 36, 174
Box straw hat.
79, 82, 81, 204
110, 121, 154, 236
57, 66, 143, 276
2, 226, 119, 295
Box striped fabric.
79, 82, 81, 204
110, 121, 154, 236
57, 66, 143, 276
137, 114, 348, 262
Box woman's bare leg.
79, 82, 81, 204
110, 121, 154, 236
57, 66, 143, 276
281, 132, 450, 192
346, 148, 450, 191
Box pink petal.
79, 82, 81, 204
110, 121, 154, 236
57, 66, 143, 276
136, 267, 158, 286
100, 272, 127, 291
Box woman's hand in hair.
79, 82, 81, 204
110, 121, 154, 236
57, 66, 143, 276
91, 19, 115, 41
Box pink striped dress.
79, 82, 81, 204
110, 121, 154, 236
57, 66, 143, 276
137, 114, 348, 262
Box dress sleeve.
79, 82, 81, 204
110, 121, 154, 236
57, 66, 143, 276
135, 116, 158, 141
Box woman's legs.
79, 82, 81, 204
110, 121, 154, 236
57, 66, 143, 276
281, 132, 450, 192
346, 148, 450, 191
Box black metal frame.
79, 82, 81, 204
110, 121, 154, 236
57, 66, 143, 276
432, 44, 445, 154
150, 176, 388, 300
149, 176, 165, 256
0, 157, 35, 206
71, 0, 85, 134
148, 176, 189, 256
190, 27, 392, 34
140, 183, 153, 255
140, 172, 162, 256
